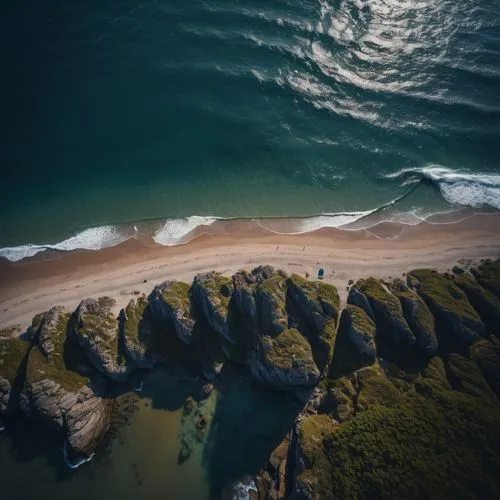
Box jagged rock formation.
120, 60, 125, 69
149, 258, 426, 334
350, 278, 418, 356
408, 269, 484, 348
69, 297, 130, 381
1, 258, 500, 487
330, 304, 376, 375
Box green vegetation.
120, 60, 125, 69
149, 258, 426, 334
26, 312, 89, 392
124, 295, 149, 346
297, 357, 500, 499
161, 281, 192, 315
77, 301, 119, 354
0, 337, 30, 384
26, 346, 88, 393
200, 273, 232, 309
262, 328, 317, 374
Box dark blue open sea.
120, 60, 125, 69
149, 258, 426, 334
1, 0, 500, 260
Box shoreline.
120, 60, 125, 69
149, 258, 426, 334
1, 212, 500, 331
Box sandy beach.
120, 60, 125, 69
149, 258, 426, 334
1, 212, 499, 332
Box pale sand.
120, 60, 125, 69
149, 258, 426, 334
0, 212, 499, 332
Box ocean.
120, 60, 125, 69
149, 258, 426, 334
1, 0, 499, 261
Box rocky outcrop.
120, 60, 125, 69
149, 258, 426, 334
65, 385, 113, 458
390, 280, 438, 357
148, 281, 195, 345
353, 278, 416, 350
347, 288, 374, 320
287, 274, 339, 373
192, 272, 233, 342
121, 297, 152, 369
291, 413, 337, 499
470, 338, 500, 398
453, 273, 500, 333
17, 308, 113, 460
408, 269, 484, 348
256, 275, 288, 337
330, 305, 376, 375
446, 353, 496, 402
69, 297, 130, 382
249, 328, 320, 394
472, 259, 500, 297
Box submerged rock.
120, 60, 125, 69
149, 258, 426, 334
69, 297, 130, 381
408, 269, 484, 349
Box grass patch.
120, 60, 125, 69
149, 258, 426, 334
0, 337, 30, 385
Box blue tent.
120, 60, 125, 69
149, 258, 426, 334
317, 268, 325, 279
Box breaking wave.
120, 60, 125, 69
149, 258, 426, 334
0, 225, 129, 263
153, 216, 219, 245
387, 166, 500, 210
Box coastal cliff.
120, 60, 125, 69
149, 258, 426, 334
2, 259, 500, 497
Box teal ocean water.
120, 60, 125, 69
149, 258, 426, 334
1, 0, 499, 261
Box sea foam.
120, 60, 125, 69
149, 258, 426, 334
387, 166, 500, 210
0, 225, 128, 262
153, 216, 218, 245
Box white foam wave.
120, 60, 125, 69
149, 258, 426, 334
62, 441, 95, 469
0, 226, 128, 262
387, 166, 500, 210
258, 210, 374, 234
153, 216, 218, 246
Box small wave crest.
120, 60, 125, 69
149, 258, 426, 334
153, 216, 218, 246
386, 166, 500, 210
0, 225, 129, 262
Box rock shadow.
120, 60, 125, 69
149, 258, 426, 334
201, 378, 301, 497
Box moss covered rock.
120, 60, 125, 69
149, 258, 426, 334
472, 258, 500, 297
192, 272, 233, 342
408, 269, 484, 349
121, 296, 152, 368
256, 274, 288, 337
69, 297, 130, 381
330, 305, 376, 376
390, 280, 438, 357
470, 338, 500, 398
148, 281, 195, 344
249, 328, 320, 393
453, 273, 500, 334
292, 414, 338, 499
287, 274, 340, 373
354, 278, 416, 350
446, 353, 496, 402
